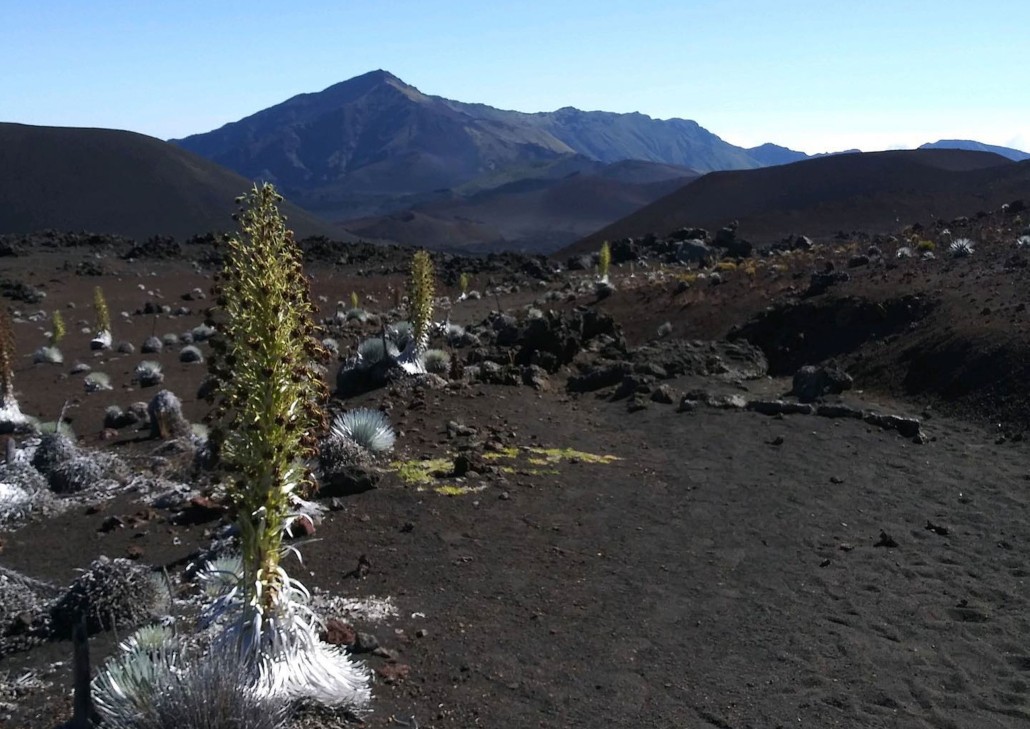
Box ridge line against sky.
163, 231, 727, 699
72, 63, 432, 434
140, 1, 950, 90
2, 1, 1028, 156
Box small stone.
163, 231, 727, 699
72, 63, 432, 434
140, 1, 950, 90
322, 618, 356, 646
874, 531, 898, 548
98, 515, 126, 533
353, 632, 380, 653
376, 663, 410, 684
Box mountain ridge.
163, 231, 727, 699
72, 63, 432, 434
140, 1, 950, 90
565, 148, 1026, 255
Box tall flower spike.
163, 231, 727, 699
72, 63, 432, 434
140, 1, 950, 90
201, 183, 369, 711
398, 249, 435, 374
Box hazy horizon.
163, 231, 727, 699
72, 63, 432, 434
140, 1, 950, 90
3, 1, 1028, 156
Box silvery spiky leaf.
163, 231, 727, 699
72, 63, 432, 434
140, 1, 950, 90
208, 572, 371, 711
386, 320, 413, 350
84, 371, 113, 392
118, 624, 177, 655
103, 646, 289, 729
330, 408, 396, 453
134, 360, 165, 387
395, 338, 426, 375
355, 337, 399, 371
197, 554, 244, 600
949, 238, 975, 257
443, 322, 466, 345
0, 397, 28, 430
32, 345, 63, 365
191, 323, 217, 342
91, 330, 113, 351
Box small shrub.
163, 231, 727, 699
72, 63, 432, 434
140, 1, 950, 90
915, 239, 936, 252
443, 322, 466, 345
330, 408, 396, 453
179, 345, 203, 364
949, 238, 975, 258
191, 323, 217, 342
423, 348, 451, 375
148, 390, 189, 439
33, 345, 63, 365
94, 639, 288, 729
356, 337, 399, 371
84, 372, 113, 392
134, 360, 164, 387
50, 556, 167, 637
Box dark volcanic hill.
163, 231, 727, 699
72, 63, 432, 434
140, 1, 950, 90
172, 70, 756, 223
0, 122, 345, 240
345, 158, 698, 253
566, 148, 1027, 254
919, 139, 1030, 162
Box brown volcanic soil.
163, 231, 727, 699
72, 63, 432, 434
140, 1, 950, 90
3, 210, 1030, 727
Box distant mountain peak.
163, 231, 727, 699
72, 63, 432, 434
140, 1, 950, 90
919, 139, 1030, 162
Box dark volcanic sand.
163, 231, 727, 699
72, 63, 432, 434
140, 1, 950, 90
2, 225, 1030, 728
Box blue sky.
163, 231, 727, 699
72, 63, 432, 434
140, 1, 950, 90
2, 0, 1027, 155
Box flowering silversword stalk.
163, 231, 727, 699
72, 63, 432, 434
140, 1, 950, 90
201, 183, 370, 709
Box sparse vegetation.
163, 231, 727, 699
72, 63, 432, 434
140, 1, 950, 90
83, 371, 112, 392
330, 408, 396, 453
92, 285, 112, 349
423, 347, 451, 374
133, 360, 164, 387
408, 250, 435, 358
49, 310, 65, 346
203, 183, 369, 709
598, 241, 611, 282
949, 238, 975, 258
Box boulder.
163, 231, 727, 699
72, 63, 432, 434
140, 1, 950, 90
791, 364, 854, 403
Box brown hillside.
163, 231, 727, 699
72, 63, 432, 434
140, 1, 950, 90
565, 148, 1025, 255
0, 122, 346, 239
347, 160, 697, 253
